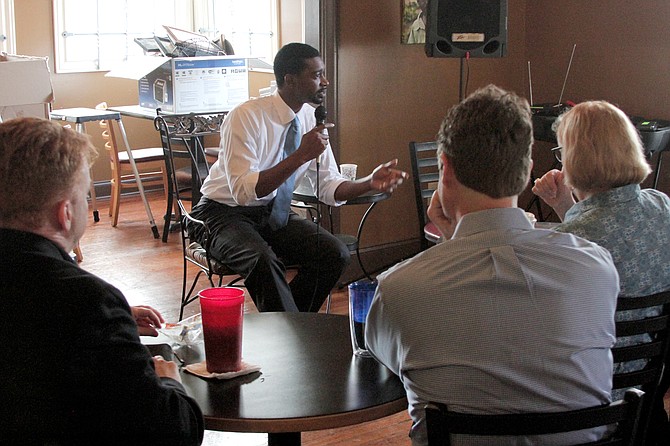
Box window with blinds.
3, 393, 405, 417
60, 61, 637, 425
52, 0, 277, 73
0, 0, 15, 54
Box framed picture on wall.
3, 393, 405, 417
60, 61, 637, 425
402, 0, 427, 44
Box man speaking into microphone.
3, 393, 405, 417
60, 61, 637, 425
190, 42, 407, 313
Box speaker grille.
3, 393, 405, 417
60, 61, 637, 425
426, 0, 508, 58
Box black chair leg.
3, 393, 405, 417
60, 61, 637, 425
163, 192, 173, 243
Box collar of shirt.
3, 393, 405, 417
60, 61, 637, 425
0, 228, 76, 264
271, 91, 301, 127
451, 207, 534, 239
565, 184, 640, 222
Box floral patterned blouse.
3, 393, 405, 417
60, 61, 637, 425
557, 183, 670, 383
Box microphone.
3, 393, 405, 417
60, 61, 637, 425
314, 105, 327, 164
315, 104, 327, 126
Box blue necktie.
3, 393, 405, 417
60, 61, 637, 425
268, 117, 301, 230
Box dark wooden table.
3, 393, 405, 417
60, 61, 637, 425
149, 312, 406, 446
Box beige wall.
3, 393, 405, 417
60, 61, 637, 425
12, 0, 670, 250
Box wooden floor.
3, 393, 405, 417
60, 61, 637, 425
80, 192, 670, 445
79, 192, 411, 446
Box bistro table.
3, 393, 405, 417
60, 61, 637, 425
146, 312, 407, 446
292, 191, 390, 282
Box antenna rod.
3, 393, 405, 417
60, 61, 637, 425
557, 44, 577, 106
527, 61, 533, 106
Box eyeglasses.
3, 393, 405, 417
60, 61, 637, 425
551, 146, 563, 163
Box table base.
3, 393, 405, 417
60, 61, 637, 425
268, 432, 301, 446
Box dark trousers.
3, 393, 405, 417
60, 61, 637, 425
190, 198, 350, 312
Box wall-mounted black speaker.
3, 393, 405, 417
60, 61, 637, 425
426, 0, 508, 58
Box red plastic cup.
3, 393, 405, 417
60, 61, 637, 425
198, 287, 245, 373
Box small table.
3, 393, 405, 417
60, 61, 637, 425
50, 107, 159, 238
108, 104, 164, 121
148, 313, 407, 446
292, 191, 390, 281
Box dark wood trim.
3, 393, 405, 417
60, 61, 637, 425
320, 0, 342, 232
320, 0, 338, 158
338, 239, 422, 287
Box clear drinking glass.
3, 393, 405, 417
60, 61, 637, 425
348, 280, 377, 357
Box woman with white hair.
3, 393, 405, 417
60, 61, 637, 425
533, 100, 670, 445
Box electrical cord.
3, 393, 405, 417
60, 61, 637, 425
306, 105, 328, 312
306, 158, 321, 312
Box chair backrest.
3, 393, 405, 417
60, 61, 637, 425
612, 290, 670, 444
154, 115, 189, 204
409, 141, 439, 250
425, 388, 645, 446
154, 112, 226, 202
95, 102, 122, 172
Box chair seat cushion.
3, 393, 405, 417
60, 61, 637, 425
118, 147, 164, 163
175, 167, 192, 190
186, 242, 236, 276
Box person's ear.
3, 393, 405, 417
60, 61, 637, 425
439, 152, 455, 186
55, 199, 73, 232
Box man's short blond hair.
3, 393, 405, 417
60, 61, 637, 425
0, 117, 97, 229
557, 101, 651, 192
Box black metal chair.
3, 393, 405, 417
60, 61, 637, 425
425, 388, 645, 446
174, 199, 245, 320
154, 111, 227, 243
154, 113, 239, 320
409, 141, 441, 250
612, 290, 670, 445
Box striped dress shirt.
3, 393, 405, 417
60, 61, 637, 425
366, 207, 619, 445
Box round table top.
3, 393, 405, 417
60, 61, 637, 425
173, 312, 407, 433
292, 190, 390, 206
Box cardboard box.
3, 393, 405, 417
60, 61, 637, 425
140, 56, 250, 113
107, 55, 268, 113
249, 70, 276, 98
0, 53, 54, 121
